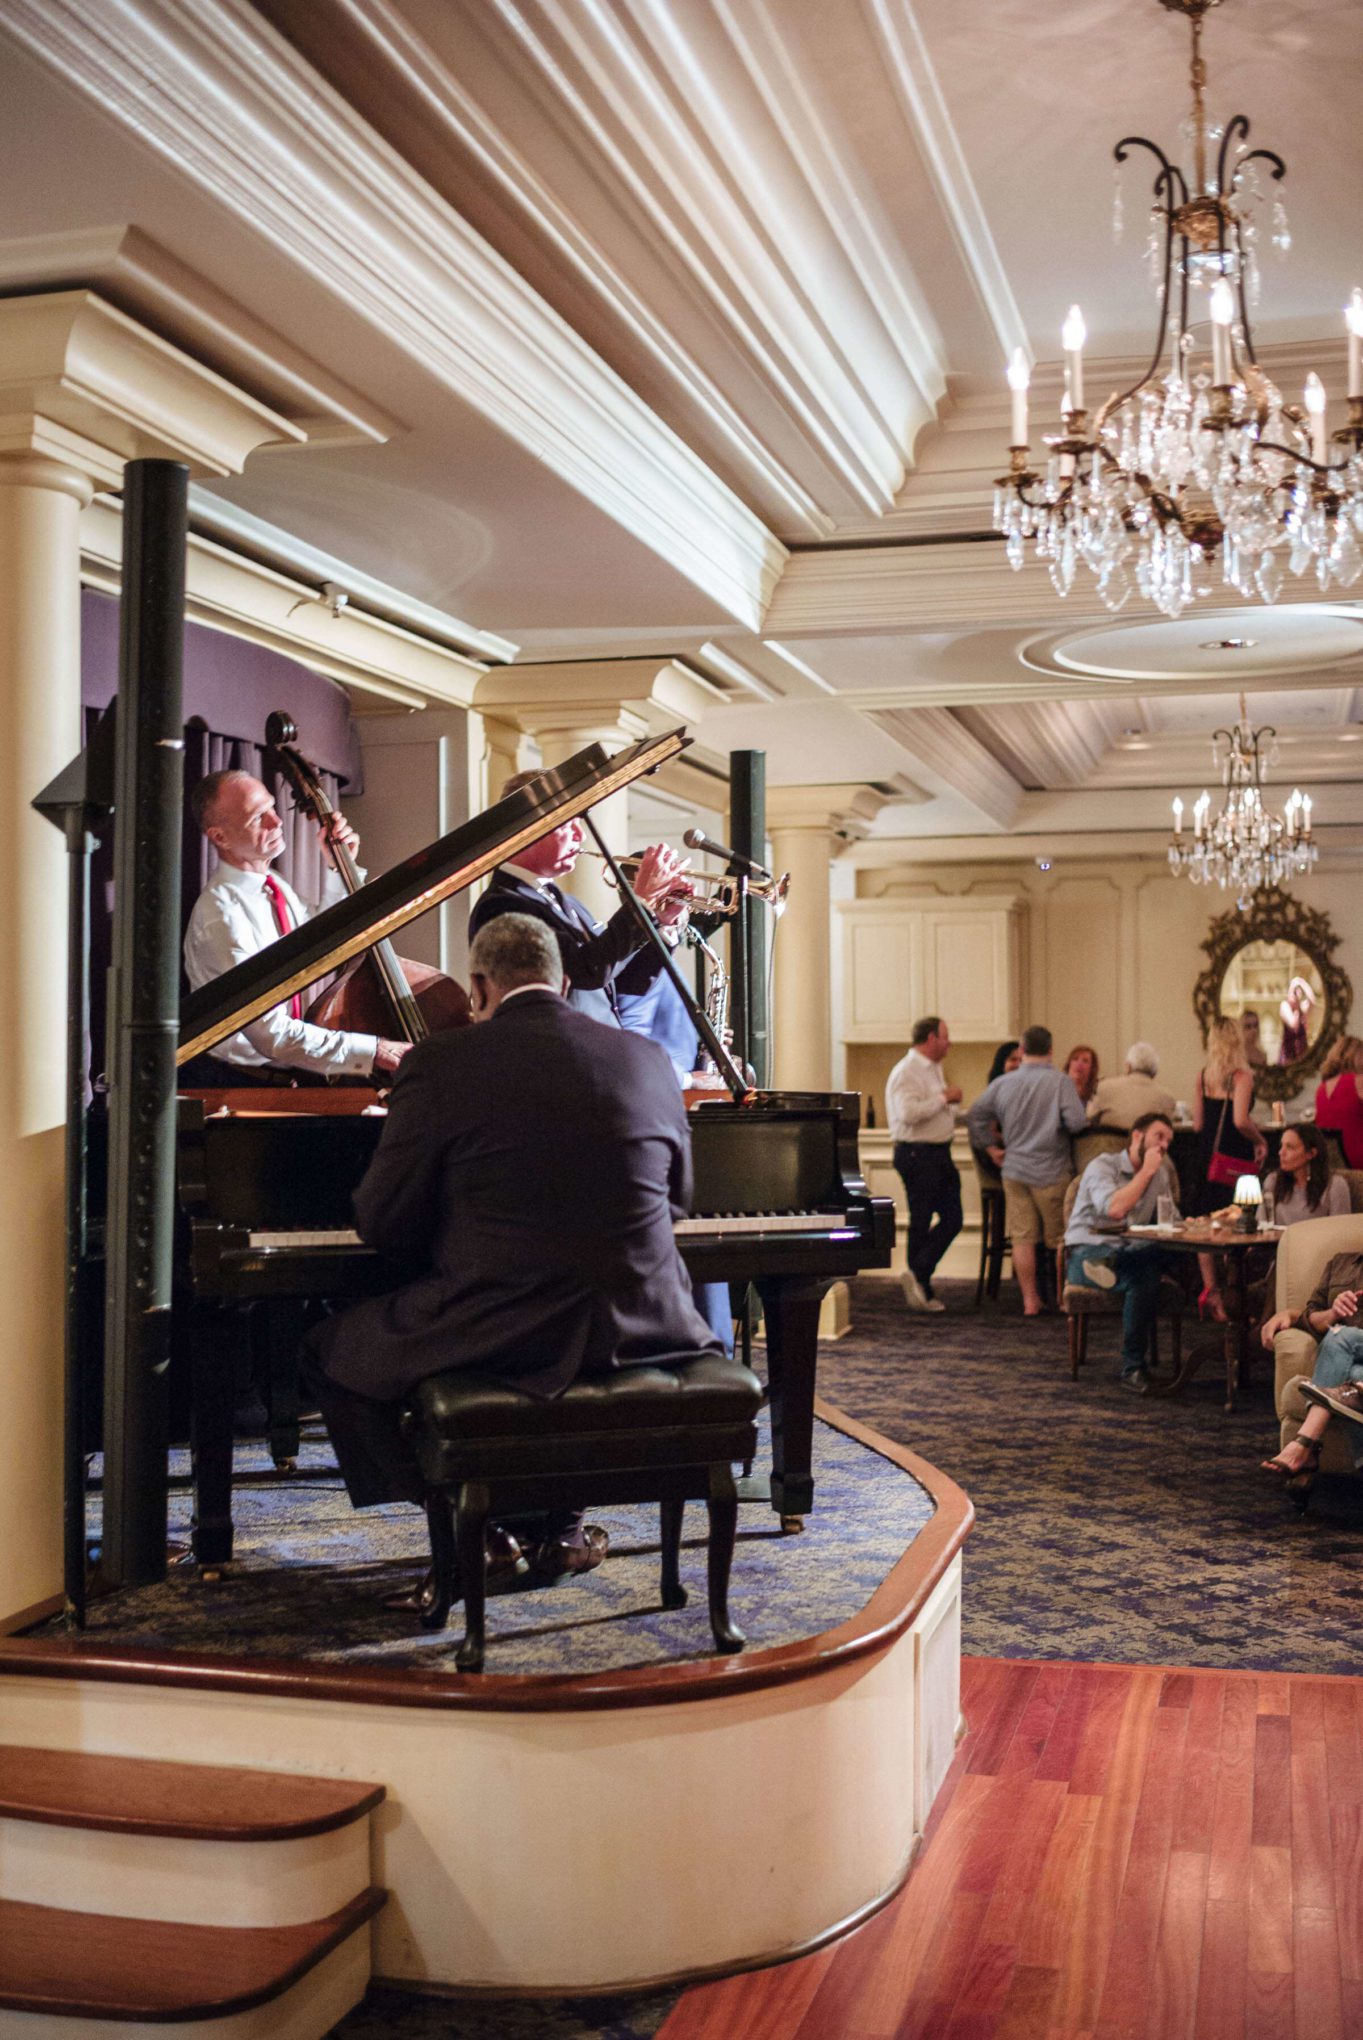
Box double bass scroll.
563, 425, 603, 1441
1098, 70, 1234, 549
263, 711, 471, 1044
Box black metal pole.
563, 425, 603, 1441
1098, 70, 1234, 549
102, 459, 189, 1587
62, 809, 97, 1624
728, 751, 768, 1086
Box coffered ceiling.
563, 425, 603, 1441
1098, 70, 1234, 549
2, 0, 1361, 856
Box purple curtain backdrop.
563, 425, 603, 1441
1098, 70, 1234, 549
81, 588, 364, 1079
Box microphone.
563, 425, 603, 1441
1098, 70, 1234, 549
682, 827, 771, 880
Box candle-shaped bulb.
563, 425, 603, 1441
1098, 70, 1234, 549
1348, 289, 1363, 399
1303, 794, 1313, 835
1172, 797, 1184, 835
1062, 305, 1086, 413
1304, 371, 1328, 463
1006, 347, 1030, 444
1209, 277, 1235, 385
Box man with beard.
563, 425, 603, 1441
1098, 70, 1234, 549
1063, 1111, 1182, 1394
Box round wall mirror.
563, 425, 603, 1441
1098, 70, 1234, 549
1193, 886, 1353, 1103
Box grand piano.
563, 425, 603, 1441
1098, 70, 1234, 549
174, 731, 895, 1568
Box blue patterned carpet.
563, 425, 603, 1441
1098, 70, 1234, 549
815, 1276, 1363, 1678
69, 1406, 933, 1677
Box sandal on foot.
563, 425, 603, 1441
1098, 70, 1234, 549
1261, 1438, 1322, 1480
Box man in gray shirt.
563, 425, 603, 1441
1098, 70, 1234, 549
1064, 1112, 1181, 1391
967, 1024, 1087, 1315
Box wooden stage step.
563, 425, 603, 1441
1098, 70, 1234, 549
0, 1889, 384, 2021
0, 1743, 384, 1841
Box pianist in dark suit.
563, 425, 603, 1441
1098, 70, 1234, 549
467, 770, 692, 1026
305, 912, 722, 1579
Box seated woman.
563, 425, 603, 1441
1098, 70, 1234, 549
1062, 1043, 1099, 1109
1268, 1123, 1349, 1226
1261, 1249, 1363, 1487
1315, 1035, 1363, 1168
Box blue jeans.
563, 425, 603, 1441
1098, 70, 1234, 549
1309, 1326, 1363, 1467
1066, 1243, 1178, 1377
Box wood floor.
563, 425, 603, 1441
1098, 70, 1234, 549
659, 1656, 1363, 2040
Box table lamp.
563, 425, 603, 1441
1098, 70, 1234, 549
1234, 1175, 1262, 1232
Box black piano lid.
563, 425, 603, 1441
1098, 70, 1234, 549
178, 726, 690, 1065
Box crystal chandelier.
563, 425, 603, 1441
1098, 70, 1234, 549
994, 0, 1363, 619
1168, 694, 1317, 907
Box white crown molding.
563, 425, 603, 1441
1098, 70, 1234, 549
467, 0, 934, 520
859, 0, 1028, 368
0, 0, 782, 628
80, 496, 487, 711
0, 289, 301, 479
0, 225, 395, 448
764, 535, 1345, 638
865, 705, 1022, 831
963, 698, 1122, 789
311, 0, 832, 540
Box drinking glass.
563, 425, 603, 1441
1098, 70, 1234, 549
1260, 1184, 1275, 1228
1156, 1194, 1176, 1230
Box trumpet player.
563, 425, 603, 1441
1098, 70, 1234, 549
469, 772, 694, 1029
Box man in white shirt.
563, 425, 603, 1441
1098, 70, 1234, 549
886, 1015, 963, 1312
182, 769, 412, 1086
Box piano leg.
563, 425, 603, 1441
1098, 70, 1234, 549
257, 1300, 304, 1473
189, 1302, 240, 1574
754, 1275, 830, 1526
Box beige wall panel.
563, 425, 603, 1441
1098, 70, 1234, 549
1034, 877, 1122, 1070
855, 855, 1363, 1113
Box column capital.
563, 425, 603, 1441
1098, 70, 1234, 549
473, 658, 716, 740
766, 782, 893, 847
0, 444, 95, 506
0, 290, 303, 485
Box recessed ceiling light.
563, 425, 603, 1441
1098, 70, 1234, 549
1200, 637, 1259, 650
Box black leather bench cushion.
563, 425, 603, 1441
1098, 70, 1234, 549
408, 1354, 763, 1440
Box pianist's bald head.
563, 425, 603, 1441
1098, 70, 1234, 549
468, 913, 567, 1021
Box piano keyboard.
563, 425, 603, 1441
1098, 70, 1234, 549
246, 1211, 835, 1252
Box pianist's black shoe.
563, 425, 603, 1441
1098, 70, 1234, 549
381, 1524, 529, 1613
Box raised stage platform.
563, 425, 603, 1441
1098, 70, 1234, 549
0, 1402, 971, 1999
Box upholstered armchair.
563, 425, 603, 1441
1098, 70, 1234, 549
1272, 1209, 1363, 1471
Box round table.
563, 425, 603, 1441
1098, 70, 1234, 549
1133, 1219, 1281, 1412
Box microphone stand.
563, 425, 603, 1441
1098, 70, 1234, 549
582, 816, 751, 1105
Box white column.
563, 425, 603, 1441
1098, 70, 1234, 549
0, 293, 311, 1624
766, 785, 889, 1094
0, 452, 91, 1626
767, 817, 837, 1092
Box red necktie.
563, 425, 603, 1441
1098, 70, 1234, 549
262, 873, 303, 1021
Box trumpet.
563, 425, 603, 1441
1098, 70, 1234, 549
584, 851, 789, 918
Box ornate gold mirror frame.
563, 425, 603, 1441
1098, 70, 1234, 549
1193, 885, 1353, 1103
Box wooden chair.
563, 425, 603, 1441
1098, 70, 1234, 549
402, 1354, 763, 1671
1059, 1177, 1185, 1382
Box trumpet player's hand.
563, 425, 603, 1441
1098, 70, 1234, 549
631, 843, 693, 923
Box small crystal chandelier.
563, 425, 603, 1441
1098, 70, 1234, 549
994, 0, 1363, 619
1168, 694, 1317, 908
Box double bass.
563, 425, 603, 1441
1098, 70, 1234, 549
263, 711, 470, 1043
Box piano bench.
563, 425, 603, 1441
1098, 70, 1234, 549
402, 1355, 763, 1673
